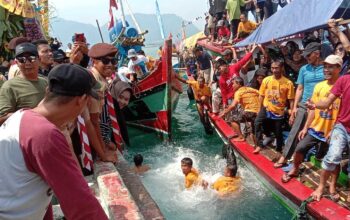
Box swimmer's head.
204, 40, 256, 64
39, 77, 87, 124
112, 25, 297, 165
134, 154, 144, 167
181, 157, 193, 175
225, 164, 238, 177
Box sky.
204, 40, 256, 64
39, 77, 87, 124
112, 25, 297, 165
49, 0, 209, 29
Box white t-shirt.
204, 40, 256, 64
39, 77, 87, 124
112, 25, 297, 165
128, 55, 149, 79
117, 66, 133, 83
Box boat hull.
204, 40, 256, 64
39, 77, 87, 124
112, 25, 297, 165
123, 40, 182, 137
208, 113, 350, 220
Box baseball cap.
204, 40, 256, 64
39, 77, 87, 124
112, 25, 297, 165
127, 49, 137, 58
53, 50, 67, 61
302, 42, 321, 57
217, 20, 224, 27
15, 43, 38, 57
48, 64, 99, 99
323, 54, 343, 66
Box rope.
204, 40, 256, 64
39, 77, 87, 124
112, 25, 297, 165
291, 196, 314, 220
132, 82, 141, 99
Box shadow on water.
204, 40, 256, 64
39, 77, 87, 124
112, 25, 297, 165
124, 90, 293, 220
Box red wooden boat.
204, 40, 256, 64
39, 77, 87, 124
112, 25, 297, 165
122, 39, 183, 138
207, 113, 350, 219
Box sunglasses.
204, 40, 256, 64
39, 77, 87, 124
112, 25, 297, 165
98, 57, 118, 65
16, 56, 37, 63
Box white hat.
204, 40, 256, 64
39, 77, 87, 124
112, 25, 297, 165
323, 54, 343, 67
127, 49, 137, 58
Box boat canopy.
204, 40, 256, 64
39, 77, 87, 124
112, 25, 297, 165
234, 0, 350, 47
183, 31, 206, 49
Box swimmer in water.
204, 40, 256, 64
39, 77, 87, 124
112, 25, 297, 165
212, 164, 241, 195
131, 154, 150, 174
181, 157, 208, 189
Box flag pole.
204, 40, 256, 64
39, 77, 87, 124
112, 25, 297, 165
96, 19, 105, 43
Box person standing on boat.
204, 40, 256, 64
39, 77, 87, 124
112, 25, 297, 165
281, 55, 341, 187
274, 42, 324, 168
0, 64, 108, 220
219, 76, 260, 142
217, 44, 256, 110
226, 0, 246, 39
88, 43, 119, 152
254, 59, 295, 154
193, 46, 212, 84
176, 76, 211, 118
127, 48, 149, 80
307, 65, 350, 202
0, 43, 47, 126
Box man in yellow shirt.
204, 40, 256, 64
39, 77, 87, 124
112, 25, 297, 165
212, 164, 241, 195
220, 76, 259, 142
235, 14, 257, 40
281, 55, 341, 194
254, 60, 295, 154
181, 157, 208, 189
177, 76, 212, 118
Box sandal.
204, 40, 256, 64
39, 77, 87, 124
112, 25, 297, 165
281, 173, 298, 183
273, 162, 287, 169
327, 192, 340, 202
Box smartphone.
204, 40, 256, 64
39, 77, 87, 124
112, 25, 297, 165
74, 33, 85, 43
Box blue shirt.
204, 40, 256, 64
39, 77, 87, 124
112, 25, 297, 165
296, 64, 324, 103
196, 52, 211, 70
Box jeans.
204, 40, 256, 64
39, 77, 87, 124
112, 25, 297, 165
322, 123, 350, 174
230, 19, 240, 38
254, 107, 285, 151
282, 105, 307, 159
272, 0, 288, 14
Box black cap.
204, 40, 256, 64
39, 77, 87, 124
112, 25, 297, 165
53, 50, 67, 61
48, 64, 99, 99
15, 43, 38, 57
302, 42, 321, 57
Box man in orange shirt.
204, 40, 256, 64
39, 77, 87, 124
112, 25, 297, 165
235, 14, 257, 41
181, 157, 208, 189
220, 76, 259, 142
177, 76, 212, 118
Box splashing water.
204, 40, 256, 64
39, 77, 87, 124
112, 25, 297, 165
125, 91, 293, 220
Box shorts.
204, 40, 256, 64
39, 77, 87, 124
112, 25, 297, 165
199, 68, 211, 84
226, 105, 257, 124
322, 123, 350, 172
295, 133, 328, 159
208, 14, 215, 29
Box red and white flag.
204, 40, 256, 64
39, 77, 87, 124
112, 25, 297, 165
108, 0, 118, 30
106, 91, 124, 152
77, 115, 93, 171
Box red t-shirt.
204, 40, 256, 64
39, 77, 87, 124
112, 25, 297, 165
8, 110, 108, 220
331, 75, 350, 133
218, 27, 231, 38
219, 52, 252, 105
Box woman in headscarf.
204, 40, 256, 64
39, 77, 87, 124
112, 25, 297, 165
102, 79, 133, 147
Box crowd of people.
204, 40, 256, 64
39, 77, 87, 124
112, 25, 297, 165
204, 0, 292, 44
179, 18, 350, 202
0, 33, 150, 219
